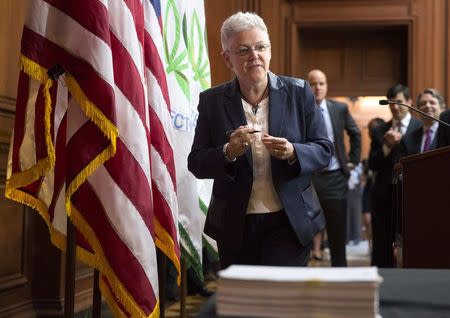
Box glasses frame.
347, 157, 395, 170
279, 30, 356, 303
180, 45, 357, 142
227, 43, 271, 57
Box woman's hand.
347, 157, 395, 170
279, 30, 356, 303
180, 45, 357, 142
226, 126, 257, 159
261, 134, 296, 161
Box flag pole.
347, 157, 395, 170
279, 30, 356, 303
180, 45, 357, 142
157, 250, 167, 318
47, 65, 76, 318
180, 258, 187, 318
64, 216, 76, 318
92, 269, 101, 317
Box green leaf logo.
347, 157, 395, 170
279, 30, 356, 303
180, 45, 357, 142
164, 0, 190, 100
187, 10, 210, 90
163, 1, 211, 100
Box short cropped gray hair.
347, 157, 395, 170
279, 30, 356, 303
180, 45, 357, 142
417, 88, 446, 109
220, 12, 268, 50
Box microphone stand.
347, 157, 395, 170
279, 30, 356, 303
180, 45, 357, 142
379, 99, 450, 128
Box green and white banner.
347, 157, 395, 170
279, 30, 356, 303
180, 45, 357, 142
162, 0, 217, 281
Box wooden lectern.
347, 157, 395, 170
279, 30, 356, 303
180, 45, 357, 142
395, 146, 450, 268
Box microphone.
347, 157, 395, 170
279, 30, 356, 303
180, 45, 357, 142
379, 99, 450, 128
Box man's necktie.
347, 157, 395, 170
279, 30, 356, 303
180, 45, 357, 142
423, 128, 432, 152
395, 121, 403, 133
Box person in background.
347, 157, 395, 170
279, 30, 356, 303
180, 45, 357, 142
361, 118, 385, 250
310, 185, 324, 261
308, 69, 361, 267
188, 12, 333, 269
398, 88, 445, 158
435, 101, 450, 148
360, 160, 372, 247
368, 84, 422, 267
346, 162, 363, 245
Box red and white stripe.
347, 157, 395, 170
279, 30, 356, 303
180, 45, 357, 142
144, 0, 180, 271
6, 0, 181, 316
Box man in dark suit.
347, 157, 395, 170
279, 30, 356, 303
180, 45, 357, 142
369, 84, 422, 268
437, 109, 450, 148
307, 69, 361, 267
398, 88, 445, 158
188, 12, 333, 269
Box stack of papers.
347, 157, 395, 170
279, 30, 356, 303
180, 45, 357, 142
217, 265, 383, 318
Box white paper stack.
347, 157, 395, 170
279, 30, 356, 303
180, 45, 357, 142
217, 265, 383, 318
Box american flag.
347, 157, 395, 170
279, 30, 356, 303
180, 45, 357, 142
6, 0, 180, 316
144, 0, 180, 281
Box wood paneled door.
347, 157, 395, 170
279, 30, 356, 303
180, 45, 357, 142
295, 25, 408, 98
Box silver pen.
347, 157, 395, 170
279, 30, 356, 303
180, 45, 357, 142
226, 130, 261, 138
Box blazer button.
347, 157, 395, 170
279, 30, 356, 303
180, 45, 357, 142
306, 210, 314, 218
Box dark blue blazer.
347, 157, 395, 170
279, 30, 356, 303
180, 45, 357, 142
188, 72, 333, 250
398, 125, 438, 159
437, 109, 450, 148
325, 99, 361, 177
369, 117, 422, 199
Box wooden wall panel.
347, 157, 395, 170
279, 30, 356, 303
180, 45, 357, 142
0, 0, 26, 104
204, 0, 450, 101
0, 0, 448, 315
411, 0, 447, 100
295, 26, 407, 96
0, 195, 24, 278
204, 0, 233, 86
0, 1, 33, 316
284, 0, 449, 100
204, 0, 450, 149
28, 212, 64, 316
0, 71, 32, 318
259, 0, 291, 75
447, 1, 450, 103
0, 203, 32, 318
204, 0, 258, 86
0, 0, 94, 316
292, 1, 412, 24
204, 0, 291, 85
363, 48, 396, 79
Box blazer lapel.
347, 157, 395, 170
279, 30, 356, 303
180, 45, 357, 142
224, 78, 247, 129
405, 119, 418, 135
430, 130, 438, 150
411, 129, 422, 154
326, 100, 340, 139
224, 78, 253, 166
268, 72, 287, 136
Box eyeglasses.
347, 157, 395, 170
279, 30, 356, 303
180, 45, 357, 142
418, 100, 439, 108
228, 43, 271, 57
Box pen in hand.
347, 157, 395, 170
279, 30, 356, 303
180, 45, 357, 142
226, 130, 261, 138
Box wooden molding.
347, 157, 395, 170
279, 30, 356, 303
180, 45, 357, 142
0, 96, 16, 113
0, 273, 28, 292
31, 299, 64, 317
292, 0, 413, 25
282, 0, 449, 100
0, 300, 34, 318
447, 0, 450, 102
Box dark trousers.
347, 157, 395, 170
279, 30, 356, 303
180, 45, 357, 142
320, 198, 347, 267
313, 170, 348, 267
218, 211, 311, 269
371, 188, 395, 267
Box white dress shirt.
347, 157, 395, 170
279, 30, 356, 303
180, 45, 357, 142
421, 122, 438, 152
242, 97, 283, 214
383, 112, 412, 156
319, 100, 340, 171
392, 112, 412, 135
